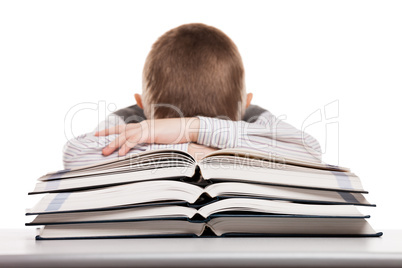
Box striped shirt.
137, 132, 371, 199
63, 109, 322, 169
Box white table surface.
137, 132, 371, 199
1, 228, 402, 268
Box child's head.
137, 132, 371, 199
135, 23, 252, 120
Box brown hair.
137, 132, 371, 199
142, 23, 245, 120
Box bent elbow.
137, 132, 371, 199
62, 139, 84, 169
62, 133, 111, 169
304, 137, 322, 162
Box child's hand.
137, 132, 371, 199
95, 117, 200, 156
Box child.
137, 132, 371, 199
63, 23, 321, 169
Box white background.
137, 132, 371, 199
0, 0, 401, 230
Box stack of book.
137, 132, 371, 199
26, 148, 382, 239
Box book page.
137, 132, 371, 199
201, 148, 349, 172
40, 149, 195, 181
28, 180, 204, 214
205, 182, 371, 206
197, 198, 364, 218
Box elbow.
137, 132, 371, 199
305, 137, 322, 162
62, 140, 82, 169
61, 133, 107, 169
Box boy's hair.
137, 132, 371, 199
142, 23, 245, 120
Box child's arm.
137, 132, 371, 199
98, 111, 322, 163
62, 115, 191, 169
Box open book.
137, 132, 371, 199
32, 148, 364, 194
36, 217, 380, 239
27, 180, 373, 216
27, 196, 367, 225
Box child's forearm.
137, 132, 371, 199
96, 117, 200, 156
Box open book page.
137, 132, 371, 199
37, 220, 205, 239
28, 181, 204, 214
197, 198, 364, 218
205, 183, 372, 206
200, 155, 355, 176
32, 166, 196, 194
28, 205, 197, 225
199, 162, 364, 192
208, 217, 378, 237
40, 150, 195, 181
40, 154, 193, 182
201, 148, 349, 172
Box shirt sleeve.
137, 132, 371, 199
196, 111, 322, 163
63, 115, 190, 169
